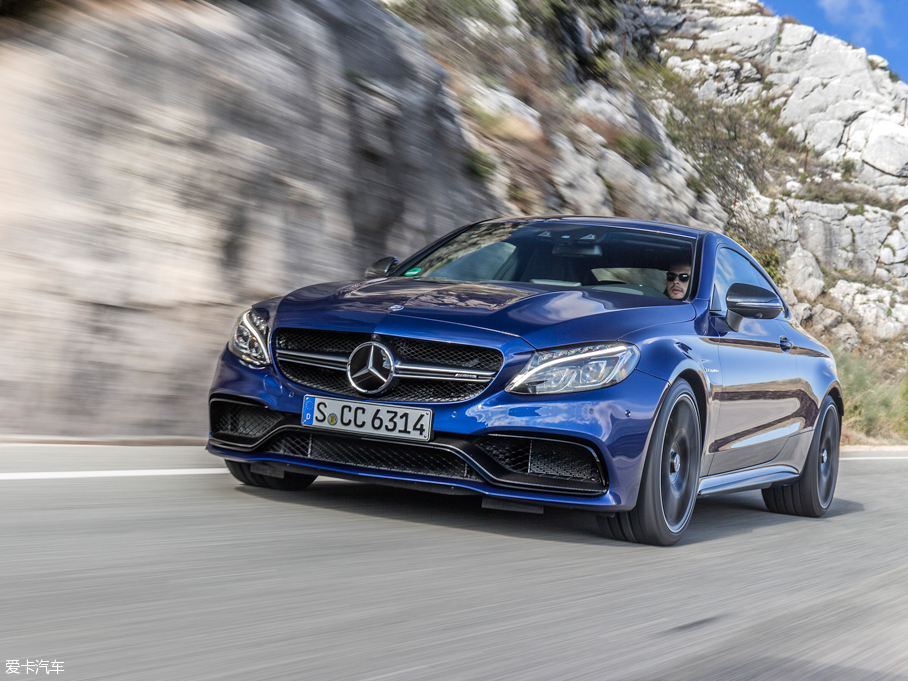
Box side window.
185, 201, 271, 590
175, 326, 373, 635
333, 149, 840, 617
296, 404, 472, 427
711, 248, 774, 311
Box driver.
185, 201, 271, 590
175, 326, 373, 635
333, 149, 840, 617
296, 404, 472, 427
666, 262, 691, 300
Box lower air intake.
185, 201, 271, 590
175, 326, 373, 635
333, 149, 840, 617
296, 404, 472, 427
263, 432, 482, 481
210, 401, 284, 440
475, 435, 604, 484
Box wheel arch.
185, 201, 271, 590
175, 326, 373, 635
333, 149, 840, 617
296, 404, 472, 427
633, 364, 708, 505
826, 383, 844, 429
676, 368, 708, 447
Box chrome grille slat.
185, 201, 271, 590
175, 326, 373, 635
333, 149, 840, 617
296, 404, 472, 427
276, 349, 348, 370
393, 361, 496, 382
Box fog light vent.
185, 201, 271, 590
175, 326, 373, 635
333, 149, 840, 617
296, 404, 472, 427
475, 435, 603, 484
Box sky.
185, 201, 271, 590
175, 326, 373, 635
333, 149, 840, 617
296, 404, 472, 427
764, 0, 908, 80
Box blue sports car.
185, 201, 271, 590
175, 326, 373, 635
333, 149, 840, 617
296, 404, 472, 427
208, 217, 842, 545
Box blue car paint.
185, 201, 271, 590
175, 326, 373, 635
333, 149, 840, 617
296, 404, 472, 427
209, 337, 668, 510
207, 217, 843, 512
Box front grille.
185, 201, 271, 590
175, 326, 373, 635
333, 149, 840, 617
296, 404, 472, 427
276, 364, 488, 402
475, 435, 604, 484
272, 328, 504, 404
383, 337, 502, 372
275, 329, 371, 355
210, 401, 284, 439
263, 432, 482, 481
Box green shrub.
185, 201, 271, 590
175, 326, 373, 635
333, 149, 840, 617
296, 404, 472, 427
516, 0, 619, 33
508, 182, 532, 207
615, 133, 660, 168
754, 249, 781, 283
686, 175, 706, 199
841, 157, 857, 179
587, 46, 616, 83
890, 70, 901, 83
466, 149, 497, 179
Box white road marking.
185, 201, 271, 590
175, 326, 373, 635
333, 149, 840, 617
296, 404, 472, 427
0, 468, 228, 480
841, 456, 908, 461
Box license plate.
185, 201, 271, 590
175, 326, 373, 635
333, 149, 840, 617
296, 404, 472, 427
301, 395, 433, 442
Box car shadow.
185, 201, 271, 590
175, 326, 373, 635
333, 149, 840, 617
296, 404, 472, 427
236, 480, 610, 546
231, 479, 863, 547
682, 491, 864, 545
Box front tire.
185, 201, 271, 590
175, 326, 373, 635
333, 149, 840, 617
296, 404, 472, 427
225, 460, 317, 491
597, 379, 702, 546
762, 396, 839, 517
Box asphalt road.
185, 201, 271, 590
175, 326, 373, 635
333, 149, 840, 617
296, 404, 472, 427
1, 444, 907, 681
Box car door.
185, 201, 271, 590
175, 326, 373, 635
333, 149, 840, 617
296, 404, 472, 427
707, 247, 800, 475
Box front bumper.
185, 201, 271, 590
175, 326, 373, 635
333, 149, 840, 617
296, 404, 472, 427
208, 347, 668, 511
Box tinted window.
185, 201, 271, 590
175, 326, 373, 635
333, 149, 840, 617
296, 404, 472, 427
403, 222, 696, 300
712, 247, 775, 311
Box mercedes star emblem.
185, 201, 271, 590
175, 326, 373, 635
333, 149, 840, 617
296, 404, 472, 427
347, 342, 395, 394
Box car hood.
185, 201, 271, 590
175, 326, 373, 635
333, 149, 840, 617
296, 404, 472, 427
276, 278, 694, 349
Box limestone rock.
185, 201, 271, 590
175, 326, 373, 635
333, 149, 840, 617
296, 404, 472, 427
694, 15, 782, 66
805, 120, 844, 155
827, 280, 908, 338
0, 0, 494, 435
783, 246, 825, 302
811, 304, 843, 334
551, 134, 614, 216
832, 322, 861, 351
468, 80, 544, 141
788, 200, 851, 271
861, 121, 908, 178
790, 302, 812, 326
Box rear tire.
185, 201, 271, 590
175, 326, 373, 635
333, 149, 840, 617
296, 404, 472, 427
225, 460, 317, 491
597, 379, 702, 546
762, 396, 839, 517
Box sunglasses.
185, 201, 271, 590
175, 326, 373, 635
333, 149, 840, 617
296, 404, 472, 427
666, 272, 690, 283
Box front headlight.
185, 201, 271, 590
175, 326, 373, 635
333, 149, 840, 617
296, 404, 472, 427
506, 342, 640, 395
227, 308, 271, 367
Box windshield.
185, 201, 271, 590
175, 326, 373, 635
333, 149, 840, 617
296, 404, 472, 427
400, 222, 697, 300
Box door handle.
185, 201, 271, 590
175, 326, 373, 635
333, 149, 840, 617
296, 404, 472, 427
780, 337, 793, 353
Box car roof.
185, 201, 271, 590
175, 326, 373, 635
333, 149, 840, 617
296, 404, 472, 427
487, 215, 713, 240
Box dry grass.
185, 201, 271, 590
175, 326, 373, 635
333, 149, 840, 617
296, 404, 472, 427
798, 178, 902, 213
572, 113, 622, 146
805, 331, 908, 445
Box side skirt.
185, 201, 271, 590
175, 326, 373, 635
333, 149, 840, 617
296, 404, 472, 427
698, 465, 800, 497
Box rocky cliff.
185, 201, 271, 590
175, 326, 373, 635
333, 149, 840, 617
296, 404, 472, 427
388, 0, 908, 439
3, 0, 907, 438
411, 0, 908, 349
0, 0, 493, 435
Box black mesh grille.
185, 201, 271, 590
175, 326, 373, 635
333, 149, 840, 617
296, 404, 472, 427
476, 436, 603, 484
274, 328, 370, 355
277, 365, 354, 396
382, 337, 502, 372
273, 328, 502, 404
210, 401, 283, 439
476, 437, 530, 472
264, 432, 482, 480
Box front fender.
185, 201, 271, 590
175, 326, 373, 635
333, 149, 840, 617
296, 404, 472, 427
621, 319, 722, 475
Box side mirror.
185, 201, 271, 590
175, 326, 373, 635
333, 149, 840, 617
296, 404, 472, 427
725, 283, 783, 331
365, 256, 400, 279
